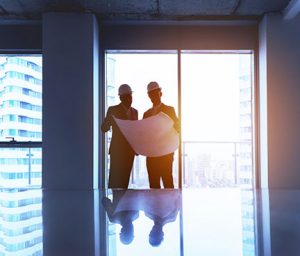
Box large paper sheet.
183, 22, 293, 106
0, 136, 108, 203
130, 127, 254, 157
113, 112, 179, 157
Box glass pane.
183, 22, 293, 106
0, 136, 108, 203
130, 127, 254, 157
0, 147, 42, 187
105, 52, 178, 188
0, 55, 42, 188
99, 188, 258, 256
102, 189, 182, 256
181, 53, 254, 188
182, 189, 256, 256
0, 188, 43, 255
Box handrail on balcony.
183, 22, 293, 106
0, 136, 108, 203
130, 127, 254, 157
0, 140, 42, 186
0, 141, 42, 148
181, 140, 253, 187
182, 140, 251, 144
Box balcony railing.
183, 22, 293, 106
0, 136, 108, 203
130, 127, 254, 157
181, 140, 253, 188
0, 140, 42, 188
129, 140, 253, 188
0, 138, 252, 189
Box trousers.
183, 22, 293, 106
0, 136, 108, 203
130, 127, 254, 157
146, 153, 174, 188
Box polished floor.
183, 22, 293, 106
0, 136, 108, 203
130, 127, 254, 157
1, 188, 300, 256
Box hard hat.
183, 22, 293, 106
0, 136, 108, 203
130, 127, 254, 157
147, 81, 161, 93
118, 84, 133, 95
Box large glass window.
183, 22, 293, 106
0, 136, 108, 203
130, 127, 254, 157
181, 52, 255, 188
105, 51, 178, 188
105, 51, 255, 189
0, 55, 42, 188
0, 55, 43, 255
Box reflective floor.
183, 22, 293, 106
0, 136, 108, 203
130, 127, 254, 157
0, 188, 300, 256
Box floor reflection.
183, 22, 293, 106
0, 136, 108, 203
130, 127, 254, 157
102, 190, 182, 256
1, 188, 300, 255
181, 189, 255, 256
0, 188, 43, 255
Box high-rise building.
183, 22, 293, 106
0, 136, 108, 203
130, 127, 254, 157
0, 56, 43, 255
238, 55, 256, 256
238, 54, 253, 187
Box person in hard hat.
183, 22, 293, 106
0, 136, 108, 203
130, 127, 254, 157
143, 81, 180, 188
102, 190, 139, 245
101, 84, 138, 188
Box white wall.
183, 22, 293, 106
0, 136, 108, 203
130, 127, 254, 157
259, 13, 300, 189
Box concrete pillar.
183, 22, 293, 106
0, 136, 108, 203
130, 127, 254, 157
43, 13, 99, 189
259, 13, 300, 188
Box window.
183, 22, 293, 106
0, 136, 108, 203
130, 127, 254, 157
105, 51, 255, 189
0, 55, 42, 187
105, 51, 178, 188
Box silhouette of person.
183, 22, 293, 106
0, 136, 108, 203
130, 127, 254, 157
102, 189, 181, 246
143, 81, 180, 188
102, 190, 139, 245
101, 84, 138, 188
144, 190, 181, 246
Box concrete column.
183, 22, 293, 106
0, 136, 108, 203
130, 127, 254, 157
43, 13, 99, 189
259, 13, 300, 188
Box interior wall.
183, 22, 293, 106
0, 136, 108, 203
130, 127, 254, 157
102, 22, 258, 50
259, 13, 300, 189
0, 24, 42, 51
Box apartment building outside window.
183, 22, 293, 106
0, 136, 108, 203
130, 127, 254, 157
0, 55, 43, 256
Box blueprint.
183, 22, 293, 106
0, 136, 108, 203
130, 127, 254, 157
113, 112, 179, 157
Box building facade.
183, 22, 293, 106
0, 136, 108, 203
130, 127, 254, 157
0, 56, 43, 256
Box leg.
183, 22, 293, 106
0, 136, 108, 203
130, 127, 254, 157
108, 153, 134, 188
146, 157, 161, 188
161, 154, 174, 188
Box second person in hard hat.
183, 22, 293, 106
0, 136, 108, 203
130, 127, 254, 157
101, 84, 138, 188
143, 81, 180, 188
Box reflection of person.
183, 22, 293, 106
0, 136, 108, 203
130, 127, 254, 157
101, 84, 138, 188
102, 190, 139, 244
144, 190, 181, 246
143, 81, 180, 188
102, 189, 181, 246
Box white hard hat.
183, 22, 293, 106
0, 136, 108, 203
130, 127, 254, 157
118, 84, 133, 95
147, 81, 161, 93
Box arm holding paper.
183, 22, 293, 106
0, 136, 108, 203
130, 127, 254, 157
101, 106, 114, 132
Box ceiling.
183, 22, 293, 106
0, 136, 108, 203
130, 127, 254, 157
0, 0, 292, 22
